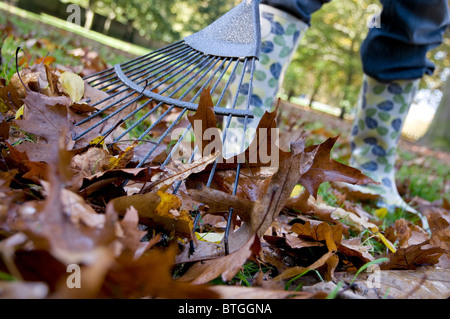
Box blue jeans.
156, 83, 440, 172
260, 0, 450, 82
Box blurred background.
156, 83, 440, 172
1, 0, 449, 149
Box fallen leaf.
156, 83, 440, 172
22, 161, 49, 182
178, 235, 257, 284
0, 120, 10, 142
108, 191, 193, 238
334, 266, 450, 299
115, 206, 155, 259
385, 218, 429, 249
71, 147, 113, 177
0, 79, 22, 111
100, 245, 218, 299
209, 285, 326, 299
382, 240, 444, 270
291, 220, 343, 253
147, 152, 220, 191
338, 238, 375, 266
15, 91, 71, 146
298, 136, 376, 198
187, 87, 221, 156
59, 72, 85, 102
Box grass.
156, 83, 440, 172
397, 149, 450, 203
0, 2, 150, 81
210, 261, 273, 287
0, 1, 151, 56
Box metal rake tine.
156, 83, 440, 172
101, 48, 200, 99
76, 50, 204, 128
160, 57, 233, 168
98, 45, 193, 92
130, 49, 202, 94
108, 54, 210, 143
133, 54, 224, 169
73, 93, 145, 141
133, 56, 220, 144
85, 41, 184, 85
205, 58, 248, 187
223, 57, 257, 255
185, 58, 247, 254
75, 88, 137, 126
119, 41, 185, 71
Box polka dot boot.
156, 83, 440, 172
222, 3, 308, 158
338, 74, 429, 229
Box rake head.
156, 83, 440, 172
73, 0, 262, 256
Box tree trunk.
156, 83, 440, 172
287, 88, 295, 101
103, 11, 116, 34
309, 71, 324, 108
341, 37, 356, 120
84, 0, 97, 30
418, 76, 450, 151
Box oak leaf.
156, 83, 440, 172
382, 240, 444, 270
298, 136, 376, 198
108, 191, 193, 238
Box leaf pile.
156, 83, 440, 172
1, 51, 449, 299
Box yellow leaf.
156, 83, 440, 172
153, 191, 194, 237
59, 72, 85, 102
89, 136, 105, 147
0, 100, 9, 113
195, 232, 224, 244
15, 105, 24, 120
375, 207, 388, 219
370, 226, 397, 253
109, 191, 193, 238
290, 184, 304, 198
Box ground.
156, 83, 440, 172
0, 6, 449, 300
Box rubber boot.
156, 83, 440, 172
223, 3, 308, 158
339, 74, 429, 229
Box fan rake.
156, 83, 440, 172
73, 0, 262, 256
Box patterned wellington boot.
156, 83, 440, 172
223, 3, 308, 158
338, 74, 429, 228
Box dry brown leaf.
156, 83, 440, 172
0, 120, 10, 142
209, 285, 326, 299
385, 218, 430, 249
188, 187, 253, 217
187, 87, 221, 156
382, 240, 444, 270
16, 91, 71, 143
71, 147, 113, 177
298, 136, 376, 198
0, 79, 22, 111
274, 250, 335, 282
291, 220, 343, 253
338, 238, 375, 266
178, 235, 257, 284
108, 191, 193, 238
40, 180, 105, 229
115, 206, 155, 259
100, 245, 218, 299
334, 266, 450, 299
147, 152, 220, 191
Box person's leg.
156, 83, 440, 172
223, 1, 330, 158
344, 0, 450, 222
